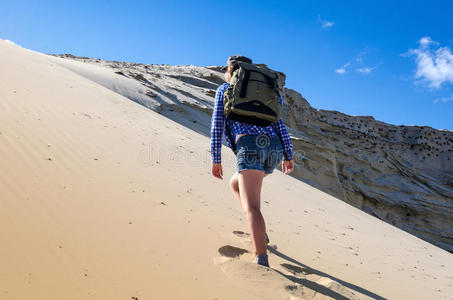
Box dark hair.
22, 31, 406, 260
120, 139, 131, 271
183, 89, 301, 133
228, 62, 240, 74
225, 55, 252, 74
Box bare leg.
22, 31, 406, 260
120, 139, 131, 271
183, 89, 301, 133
238, 169, 266, 255
229, 171, 245, 214
230, 172, 269, 213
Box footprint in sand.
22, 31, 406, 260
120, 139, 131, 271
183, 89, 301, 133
232, 230, 252, 244
213, 244, 250, 266
232, 230, 275, 249
218, 245, 249, 258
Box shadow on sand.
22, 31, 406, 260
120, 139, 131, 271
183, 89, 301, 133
268, 246, 387, 300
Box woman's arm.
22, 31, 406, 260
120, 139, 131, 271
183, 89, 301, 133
272, 96, 293, 161
210, 84, 227, 164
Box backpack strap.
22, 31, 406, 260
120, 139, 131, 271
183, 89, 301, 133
225, 120, 237, 154
266, 76, 281, 96
239, 70, 251, 98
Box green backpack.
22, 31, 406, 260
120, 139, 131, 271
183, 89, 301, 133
223, 62, 281, 127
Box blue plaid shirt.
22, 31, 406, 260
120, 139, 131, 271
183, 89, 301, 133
210, 82, 293, 164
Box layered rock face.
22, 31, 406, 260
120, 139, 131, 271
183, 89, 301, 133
52, 54, 453, 253
282, 88, 453, 253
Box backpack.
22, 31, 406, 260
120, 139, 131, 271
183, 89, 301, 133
223, 62, 281, 127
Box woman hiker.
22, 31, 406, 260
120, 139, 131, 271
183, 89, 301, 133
210, 55, 294, 267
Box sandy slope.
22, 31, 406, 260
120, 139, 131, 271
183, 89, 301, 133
0, 39, 452, 300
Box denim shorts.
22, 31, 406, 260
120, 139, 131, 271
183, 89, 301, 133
236, 133, 284, 174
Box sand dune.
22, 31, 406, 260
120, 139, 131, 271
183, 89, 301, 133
0, 39, 452, 299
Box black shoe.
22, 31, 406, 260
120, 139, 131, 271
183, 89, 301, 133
253, 254, 270, 267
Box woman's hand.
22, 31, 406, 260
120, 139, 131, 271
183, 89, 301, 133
212, 163, 223, 179
282, 160, 294, 175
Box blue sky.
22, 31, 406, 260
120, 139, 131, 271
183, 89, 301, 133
1, 0, 452, 130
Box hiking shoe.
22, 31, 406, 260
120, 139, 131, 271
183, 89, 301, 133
253, 254, 270, 267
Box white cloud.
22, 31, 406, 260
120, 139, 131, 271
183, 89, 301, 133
408, 36, 453, 88
355, 49, 367, 64
433, 94, 453, 103
335, 61, 350, 74
335, 49, 377, 75
317, 15, 334, 29
357, 67, 374, 74
419, 36, 436, 47
322, 21, 335, 28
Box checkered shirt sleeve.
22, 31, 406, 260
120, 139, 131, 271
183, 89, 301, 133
210, 84, 227, 164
